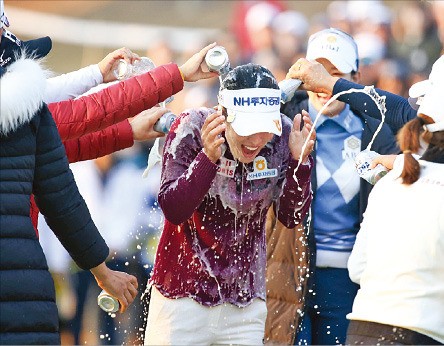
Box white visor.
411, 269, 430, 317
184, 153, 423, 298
418, 87, 444, 132
410, 55, 444, 132
408, 79, 431, 109
306, 28, 358, 74
218, 88, 282, 136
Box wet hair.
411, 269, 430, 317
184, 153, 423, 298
397, 117, 444, 185
220, 63, 279, 91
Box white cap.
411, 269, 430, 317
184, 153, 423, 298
218, 88, 282, 137
0, 0, 9, 28
409, 55, 444, 132
306, 28, 359, 73
245, 2, 279, 32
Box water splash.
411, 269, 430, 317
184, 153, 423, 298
293, 85, 387, 182
288, 87, 387, 315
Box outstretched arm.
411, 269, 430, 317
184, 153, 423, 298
286, 58, 416, 134
63, 121, 134, 163
34, 106, 138, 313
45, 47, 140, 103
48, 63, 184, 141
333, 79, 415, 134
48, 43, 219, 142
63, 107, 169, 163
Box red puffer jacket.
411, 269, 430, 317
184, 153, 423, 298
49, 63, 183, 141
31, 63, 184, 232
63, 120, 134, 163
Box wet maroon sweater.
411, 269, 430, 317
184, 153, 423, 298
150, 108, 313, 307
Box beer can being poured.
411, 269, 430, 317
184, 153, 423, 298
279, 78, 302, 104
355, 150, 388, 185
205, 46, 230, 78
98, 290, 119, 313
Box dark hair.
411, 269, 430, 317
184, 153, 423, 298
221, 63, 279, 91
397, 117, 444, 185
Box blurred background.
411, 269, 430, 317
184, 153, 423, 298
8, 0, 444, 112
5, 0, 443, 345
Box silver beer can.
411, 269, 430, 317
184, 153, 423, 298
355, 150, 388, 185
98, 290, 119, 313
153, 112, 177, 134
205, 46, 230, 76
279, 78, 302, 104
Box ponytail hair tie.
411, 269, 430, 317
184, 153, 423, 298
403, 150, 412, 154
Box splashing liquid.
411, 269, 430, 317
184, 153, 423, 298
289, 86, 387, 229
293, 85, 387, 182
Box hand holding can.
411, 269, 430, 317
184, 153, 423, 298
153, 111, 177, 134
279, 78, 302, 104
97, 290, 120, 313
205, 46, 231, 79
355, 150, 388, 185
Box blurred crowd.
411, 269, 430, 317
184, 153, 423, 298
37, 0, 444, 344
165, 0, 444, 115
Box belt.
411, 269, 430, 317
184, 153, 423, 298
348, 320, 442, 345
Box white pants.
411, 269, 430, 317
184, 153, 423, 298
144, 286, 267, 345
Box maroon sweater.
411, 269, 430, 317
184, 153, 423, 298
151, 108, 313, 307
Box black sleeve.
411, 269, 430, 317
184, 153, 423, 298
32, 105, 109, 270
333, 78, 417, 134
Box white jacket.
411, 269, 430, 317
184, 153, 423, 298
348, 155, 444, 343
44, 64, 102, 103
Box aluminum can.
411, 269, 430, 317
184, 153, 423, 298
153, 112, 176, 134
113, 57, 156, 80
355, 150, 388, 185
205, 46, 230, 77
97, 290, 119, 313
279, 78, 302, 104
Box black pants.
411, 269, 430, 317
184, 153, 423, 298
346, 320, 442, 345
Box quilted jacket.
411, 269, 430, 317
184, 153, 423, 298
0, 57, 109, 345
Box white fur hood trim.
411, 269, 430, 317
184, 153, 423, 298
0, 57, 50, 135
